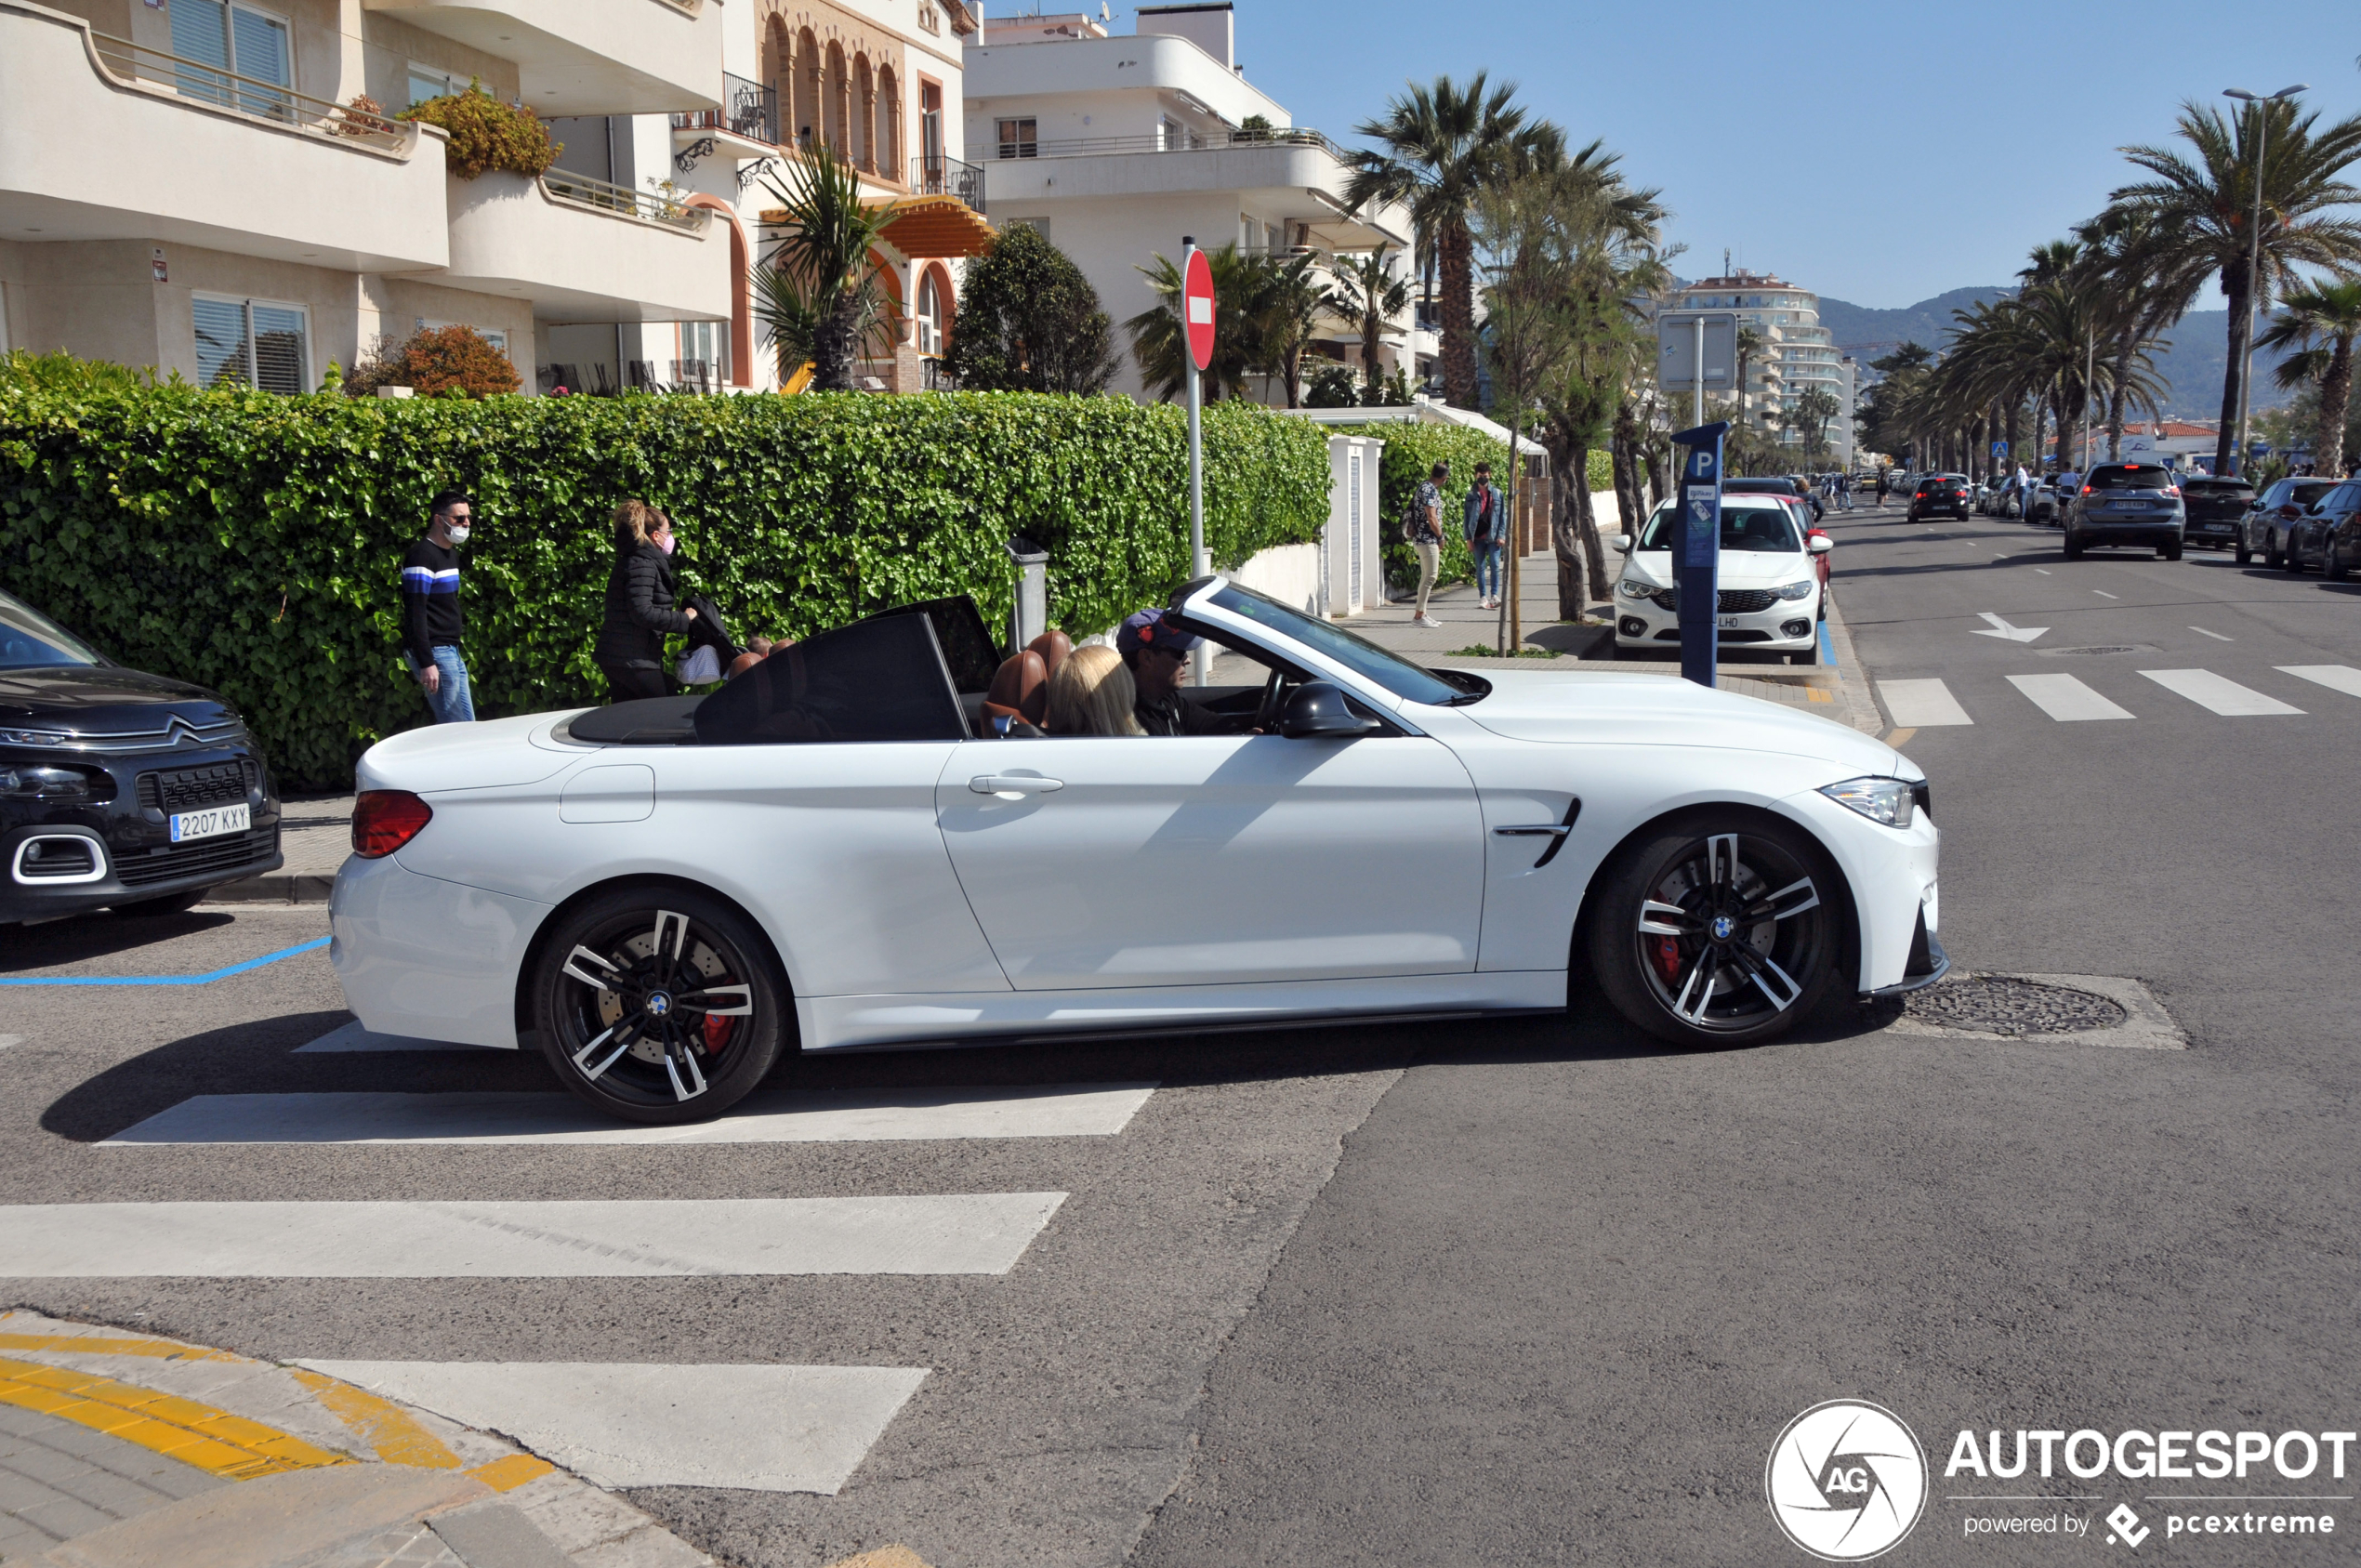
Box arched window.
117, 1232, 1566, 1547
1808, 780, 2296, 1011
825, 42, 848, 152
854, 56, 875, 172
917, 268, 945, 357
877, 66, 900, 176
763, 18, 789, 122
795, 28, 820, 147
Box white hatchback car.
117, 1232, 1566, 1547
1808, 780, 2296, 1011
1612, 496, 1831, 665
332, 579, 1941, 1124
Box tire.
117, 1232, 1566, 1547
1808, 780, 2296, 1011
2236, 542, 2252, 565
2285, 545, 2306, 573
1586, 814, 1839, 1048
109, 888, 206, 918
531, 885, 788, 1124
2265, 536, 2285, 569
2063, 535, 2084, 560
2330, 546, 2351, 582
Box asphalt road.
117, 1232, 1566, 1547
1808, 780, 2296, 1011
6, 501, 2354, 1567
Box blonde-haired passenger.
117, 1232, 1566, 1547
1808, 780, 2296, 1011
1045, 644, 1145, 736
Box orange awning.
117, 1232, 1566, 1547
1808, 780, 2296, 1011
762, 195, 996, 260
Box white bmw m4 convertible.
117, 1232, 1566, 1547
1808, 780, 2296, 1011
331, 577, 1945, 1124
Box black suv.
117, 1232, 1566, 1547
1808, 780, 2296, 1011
2063, 463, 2186, 560
2240, 478, 2341, 567
2178, 476, 2254, 549
1907, 474, 1971, 520
2281, 480, 2361, 577
1, 589, 282, 921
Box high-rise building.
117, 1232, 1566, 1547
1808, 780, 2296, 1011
1664, 270, 1844, 441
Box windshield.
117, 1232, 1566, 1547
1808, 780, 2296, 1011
1636, 501, 1802, 553
1204, 582, 1467, 706
2183, 480, 2250, 498
2086, 466, 2175, 491
0, 590, 103, 668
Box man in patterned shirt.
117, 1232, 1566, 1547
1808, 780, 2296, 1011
401, 490, 474, 722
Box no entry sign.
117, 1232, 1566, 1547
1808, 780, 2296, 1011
1183, 247, 1215, 372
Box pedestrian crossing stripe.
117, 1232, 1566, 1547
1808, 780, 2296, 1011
2137, 669, 2303, 716
1876, 665, 2360, 727
2278, 665, 2361, 699
1878, 679, 1972, 727
2006, 674, 2134, 722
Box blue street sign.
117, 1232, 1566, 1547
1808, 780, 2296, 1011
1991, 441, 2009, 457
1670, 420, 1729, 689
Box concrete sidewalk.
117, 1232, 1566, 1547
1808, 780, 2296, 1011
213, 797, 351, 906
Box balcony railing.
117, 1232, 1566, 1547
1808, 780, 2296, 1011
86, 31, 406, 146
989, 125, 1352, 162
542, 170, 712, 231
910, 154, 985, 213
670, 71, 777, 148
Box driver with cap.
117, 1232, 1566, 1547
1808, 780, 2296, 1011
1118, 609, 1233, 736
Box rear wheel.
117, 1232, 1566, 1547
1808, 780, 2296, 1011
2285, 544, 2306, 573
2162, 542, 2183, 561
2063, 534, 2084, 560
2329, 545, 2351, 582
2236, 541, 2253, 565
531, 886, 787, 1124
1587, 815, 1838, 1048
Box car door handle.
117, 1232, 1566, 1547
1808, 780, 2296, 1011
969, 774, 1065, 797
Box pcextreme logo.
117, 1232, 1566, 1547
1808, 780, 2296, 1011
1766, 1400, 1930, 1561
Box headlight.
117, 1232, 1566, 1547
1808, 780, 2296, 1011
1820, 776, 1916, 829
1775, 579, 1816, 600
1617, 579, 1658, 599
0, 727, 74, 747
0, 764, 112, 802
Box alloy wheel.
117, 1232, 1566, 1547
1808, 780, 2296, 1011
1626, 829, 1831, 1037
545, 905, 762, 1111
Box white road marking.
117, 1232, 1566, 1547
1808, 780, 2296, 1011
106, 1084, 1158, 1146
2035, 568, 2052, 575
295, 1021, 490, 1053
299, 1361, 928, 1495
2189, 626, 2234, 641
2277, 665, 2361, 699
0, 1196, 1066, 1276
2007, 674, 2135, 721
2137, 669, 2304, 717
2093, 590, 2119, 600
0, 1036, 18, 1050
1877, 679, 1973, 727
1972, 612, 2047, 643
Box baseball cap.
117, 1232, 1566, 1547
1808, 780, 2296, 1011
1116, 608, 1202, 656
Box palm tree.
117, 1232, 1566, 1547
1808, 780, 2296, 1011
2114, 98, 2361, 473
2257, 275, 2361, 476
1250, 251, 1339, 409
2075, 206, 2203, 460
1343, 72, 1534, 409
1125, 244, 1267, 402
754, 146, 898, 390
1327, 245, 1412, 400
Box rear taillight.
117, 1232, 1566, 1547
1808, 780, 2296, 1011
353, 790, 432, 858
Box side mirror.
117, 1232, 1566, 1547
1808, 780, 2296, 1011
1807, 535, 1834, 555
1279, 680, 1381, 740
1612, 534, 1632, 552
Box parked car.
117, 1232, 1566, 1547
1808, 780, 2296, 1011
1726, 476, 1824, 524
0, 588, 283, 922
2239, 478, 2341, 567
2178, 476, 2255, 551
2062, 462, 2186, 560
2026, 478, 2065, 527
1613, 494, 1831, 665
2278, 479, 2361, 577
1972, 476, 2003, 515
1906, 474, 1972, 521
332, 583, 1941, 1123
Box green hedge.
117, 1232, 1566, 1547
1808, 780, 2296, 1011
0, 371, 1329, 788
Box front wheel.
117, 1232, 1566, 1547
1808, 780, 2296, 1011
2162, 542, 2183, 561
2236, 542, 2252, 565
2329, 545, 2351, 582
532, 886, 787, 1124
2063, 535, 2084, 560
1586, 816, 1838, 1048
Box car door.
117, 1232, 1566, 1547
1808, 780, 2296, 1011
935, 728, 1485, 991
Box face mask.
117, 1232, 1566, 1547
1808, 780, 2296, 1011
655, 534, 676, 556
445, 524, 471, 545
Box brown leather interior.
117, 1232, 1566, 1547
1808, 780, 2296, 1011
983, 649, 1049, 726
1026, 629, 1074, 680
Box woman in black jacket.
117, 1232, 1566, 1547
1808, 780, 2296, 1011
594, 500, 696, 702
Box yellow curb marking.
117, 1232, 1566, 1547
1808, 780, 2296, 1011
290, 1368, 461, 1470
823, 1548, 935, 1568
465, 1453, 558, 1493
1807, 688, 1833, 704
0, 1332, 241, 1363
0, 1356, 350, 1481
1886, 726, 1916, 748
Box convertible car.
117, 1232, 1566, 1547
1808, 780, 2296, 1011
331, 579, 1945, 1124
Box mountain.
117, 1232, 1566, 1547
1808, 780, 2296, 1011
1818, 289, 2292, 418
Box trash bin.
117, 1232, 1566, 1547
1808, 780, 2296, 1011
1006, 535, 1049, 652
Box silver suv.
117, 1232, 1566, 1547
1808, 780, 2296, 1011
2063, 463, 2186, 560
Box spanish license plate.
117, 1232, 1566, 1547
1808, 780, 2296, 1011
169, 802, 249, 843
2114, 500, 2150, 509
1717, 614, 1744, 629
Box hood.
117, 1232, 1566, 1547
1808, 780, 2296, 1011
358, 711, 587, 795
1456, 668, 1909, 777
0, 664, 231, 730
1619, 551, 1820, 590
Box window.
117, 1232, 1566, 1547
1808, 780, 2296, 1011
996, 117, 1037, 159
917, 3, 941, 34
170, 0, 292, 119
407, 65, 463, 107
680, 320, 728, 384
1160, 115, 1185, 151
192, 295, 308, 393
917, 270, 946, 356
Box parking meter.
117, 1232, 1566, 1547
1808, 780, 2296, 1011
1671, 421, 1728, 689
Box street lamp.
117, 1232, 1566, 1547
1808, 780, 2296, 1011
2223, 84, 2309, 479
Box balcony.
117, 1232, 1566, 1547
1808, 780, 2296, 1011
441, 170, 727, 324
360, 0, 721, 116
670, 72, 778, 176
910, 154, 985, 214
0, 9, 448, 272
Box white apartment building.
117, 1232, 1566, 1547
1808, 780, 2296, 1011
1665, 270, 1845, 440
0, 0, 986, 397
961, 2, 1415, 403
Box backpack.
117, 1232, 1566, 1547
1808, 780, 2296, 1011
1400, 488, 1426, 543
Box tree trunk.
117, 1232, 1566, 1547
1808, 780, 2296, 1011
2322, 335, 2354, 479
2107, 326, 2137, 461
1363, 312, 1382, 400
2005, 398, 2022, 471
1611, 404, 1642, 542
1437, 217, 1479, 409
2032, 400, 2048, 475
1575, 461, 1608, 618
813, 285, 861, 391
2216, 271, 2250, 475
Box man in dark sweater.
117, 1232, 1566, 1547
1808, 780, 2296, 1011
402, 490, 474, 722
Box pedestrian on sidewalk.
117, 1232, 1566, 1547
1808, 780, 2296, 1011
1406, 461, 1447, 628
401, 490, 475, 723
1835, 471, 1853, 511
595, 499, 700, 703
1876, 468, 1891, 507
1464, 460, 1506, 612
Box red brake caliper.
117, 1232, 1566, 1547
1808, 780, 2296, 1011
1652, 937, 1683, 985
702, 1015, 735, 1054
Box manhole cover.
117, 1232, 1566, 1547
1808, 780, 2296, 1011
2038, 644, 2156, 657
1902, 974, 2129, 1035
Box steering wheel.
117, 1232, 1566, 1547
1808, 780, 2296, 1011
1252, 667, 1286, 732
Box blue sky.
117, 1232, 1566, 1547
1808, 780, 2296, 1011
1136, 0, 2361, 308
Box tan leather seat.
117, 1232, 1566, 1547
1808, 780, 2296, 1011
1027, 629, 1073, 680
983, 650, 1049, 728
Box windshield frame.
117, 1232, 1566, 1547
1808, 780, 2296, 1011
1635, 499, 1805, 554
0, 589, 106, 670
1182, 579, 1475, 708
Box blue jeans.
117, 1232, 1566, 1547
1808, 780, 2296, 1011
1473, 542, 1504, 600
422, 644, 474, 723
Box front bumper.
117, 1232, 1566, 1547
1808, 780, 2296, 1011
1615, 587, 1819, 652
0, 745, 281, 921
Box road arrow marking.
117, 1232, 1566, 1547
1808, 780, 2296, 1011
1972, 612, 2048, 643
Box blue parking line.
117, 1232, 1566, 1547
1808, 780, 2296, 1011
0, 935, 330, 987
1819, 621, 1835, 666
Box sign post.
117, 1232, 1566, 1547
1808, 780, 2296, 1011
1181, 238, 1215, 686
1671, 420, 1729, 690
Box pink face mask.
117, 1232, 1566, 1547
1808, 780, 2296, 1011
655, 533, 676, 556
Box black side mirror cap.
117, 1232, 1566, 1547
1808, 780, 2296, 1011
1279, 680, 1382, 739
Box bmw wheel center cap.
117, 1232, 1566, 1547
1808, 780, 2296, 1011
1711, 914, 1736, 942
647, 991, 672, 1017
